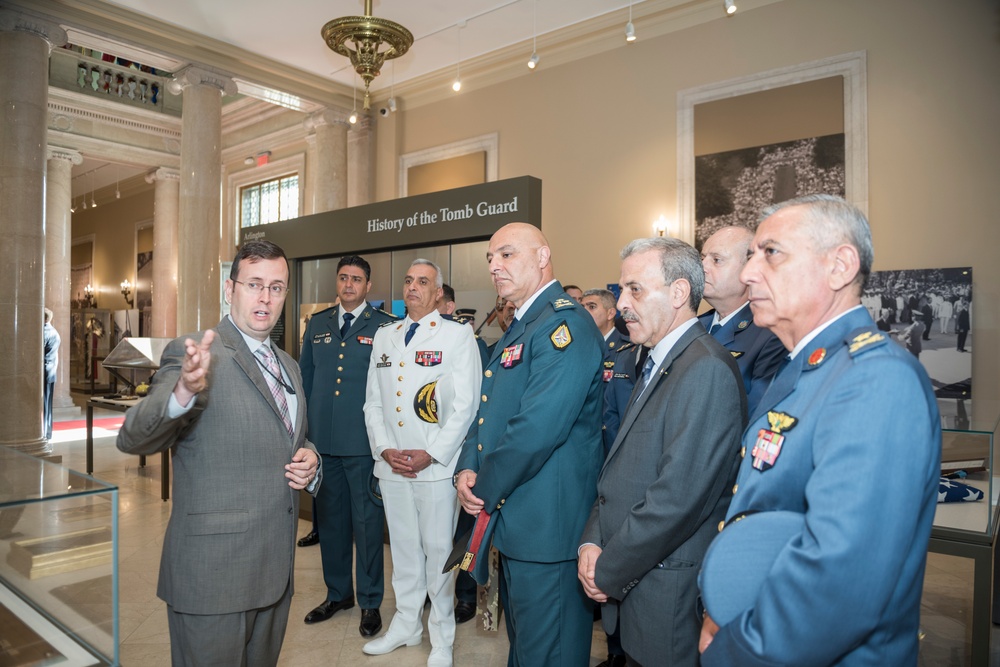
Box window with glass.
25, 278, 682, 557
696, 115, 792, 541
240, 174, 299, 228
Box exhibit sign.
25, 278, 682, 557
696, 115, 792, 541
239, 175, 541, 260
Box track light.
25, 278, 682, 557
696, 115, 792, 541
115, 165, 121, 199
725, 0, 737, 14
70, 196, 77, 213
626, 0, 636, 42
528, 52, 539, 69
89, 171, 97, 208
452, 22, 463, 93
528, 0, 540, 68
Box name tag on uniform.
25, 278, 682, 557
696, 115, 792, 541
416, 350, 443, 367
357, 335, 373, 345
501, 343, 523, 368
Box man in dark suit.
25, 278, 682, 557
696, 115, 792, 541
699, 226, 785, 414
117, 240, 321, 666
299, 255, 397, 636
578, 237, 746, 667
699, 195, 940, 666
456, 222, 605, 666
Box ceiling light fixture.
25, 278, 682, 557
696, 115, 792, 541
452, 22, 463, 92
322, 0, 413, 111
528, 0, 539, 69
90, 171, 97, 209
626, 0, 636, 42
70, 195, 77, 213
115, 165, 121, 199
725, 0, 737, 15
349, 73, 358, 124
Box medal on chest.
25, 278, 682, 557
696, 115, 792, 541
751, 411, 798, 471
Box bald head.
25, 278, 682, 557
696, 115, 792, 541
701, 225, 755, 317
487, 223, 554, 308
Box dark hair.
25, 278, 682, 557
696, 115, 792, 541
441, 283, 456, 303
563, 284, 581, 292
338, 255, 371, 281
230, 240, 287, 280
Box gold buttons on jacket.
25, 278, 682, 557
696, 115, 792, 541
477, 444, 483, 451
396, 391, 402, 397
396, 406, 401, 412
485, 370, 493, 378
339, 353, 344, 359
481, 395, 488, 402
341, 342, 346, 347
337, 366, 343, 372
478, 418, 484, 425
335, 390, 340, 396
718, 521, 725, 532
398, 376, 404, 382
336, 378, 341, 384
732, 484, 738, 494
398, 421, 404, 427
400, 362, 405, 367
740, 446, 746, 458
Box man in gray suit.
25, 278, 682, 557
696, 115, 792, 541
578, 237, 746, 667
118, 240, 320, 667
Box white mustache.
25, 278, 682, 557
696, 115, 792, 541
622, 311, 639, 323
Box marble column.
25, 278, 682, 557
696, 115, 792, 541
0, 10, 66, 455
304, 109, 349, 214
145, 168, 180, 339
348, 114, 375, 207
168, 66, 237, 334
46, 147, 82, 414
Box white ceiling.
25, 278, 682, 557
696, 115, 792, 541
100, 0, 646, 92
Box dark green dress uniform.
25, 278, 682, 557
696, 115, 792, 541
300, 303, 397, 609
456, 281, 604, 667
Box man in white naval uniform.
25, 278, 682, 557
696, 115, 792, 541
362, 259, 482, 667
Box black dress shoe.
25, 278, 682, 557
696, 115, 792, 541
360, 608, 382, 637
297, 531, 319, 547
304, 597, 354, 624
595, 655, 627, 667
454, 600, 476, 624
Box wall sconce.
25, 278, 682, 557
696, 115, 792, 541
121, 279, 134, 308
83, 283, 97, 308
653, 215, 671, 237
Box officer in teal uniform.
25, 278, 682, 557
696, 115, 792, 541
299, 255, 397, 637
456, 223, 604, 667
699, 196, 940, 666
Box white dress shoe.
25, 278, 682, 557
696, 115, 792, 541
427, 646, 453, 667
362, 632, 422, 656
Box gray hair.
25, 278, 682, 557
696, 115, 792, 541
582, 288, 617, 310
758, 195, 873, 291
620, 237, 704, 311
410, 259, 444, 288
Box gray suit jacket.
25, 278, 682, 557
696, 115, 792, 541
580, 322, 746, 667
118, 317, 318, 615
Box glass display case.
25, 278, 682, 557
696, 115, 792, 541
0, 447, 119, 666
70, 308, 113, 393
926, 399, 999, 667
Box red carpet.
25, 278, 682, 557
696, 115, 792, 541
53, 417, 125, 431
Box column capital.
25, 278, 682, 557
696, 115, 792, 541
46, 146, 82, 165
304, 108, 353, 132
352, 114, 374, 132
0, 8, 67, 50
145, 167, 181, 184
167, 65, 238, 97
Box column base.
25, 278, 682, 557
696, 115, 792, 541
2, 439, 53, 457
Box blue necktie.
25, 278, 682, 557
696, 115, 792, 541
640, 355, 655, 390
709, 322, 722, 335
404, 322, 419, 346
340, 312, 354, 338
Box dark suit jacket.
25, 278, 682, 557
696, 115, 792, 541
300, 303, 397, 457
581, 321, 746, 667
699, 303, 785, 414
117, 317, 316, 615
457, 281, 605, 565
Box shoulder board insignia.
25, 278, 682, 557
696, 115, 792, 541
550, 322, 572, 349
378, 321, 396, 329
807, 348, 826, 366
767, 411, 798, 434
377, 308, 400, 319
553, 298, 576, 310
617, 342, 637, 354
730, 350, 744, 359
848, 329, 888, 356
737, 320, 750, 330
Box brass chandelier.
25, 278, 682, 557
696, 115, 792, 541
322, 0, 413, 110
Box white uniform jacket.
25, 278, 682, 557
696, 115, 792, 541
365, 311, 482, 482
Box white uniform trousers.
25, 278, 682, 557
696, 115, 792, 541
380, 477, 460, 649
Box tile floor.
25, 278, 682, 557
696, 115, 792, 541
30, 401, 1000, 666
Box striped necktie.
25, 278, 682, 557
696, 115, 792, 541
255, 345, 293, 437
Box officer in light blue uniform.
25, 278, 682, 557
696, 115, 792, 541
455, 223, 604, 667
699, 196, 941, 666
699, 226, 785, 414
299, 255, 398, 637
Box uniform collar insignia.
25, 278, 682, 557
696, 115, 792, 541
737, 319, 750, 330
807, 347, 826, 366
767, 411, 798, 434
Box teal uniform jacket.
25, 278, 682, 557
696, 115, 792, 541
702, 307, 941, 666
456, 282, 605, 566
300, 303, 398, 456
